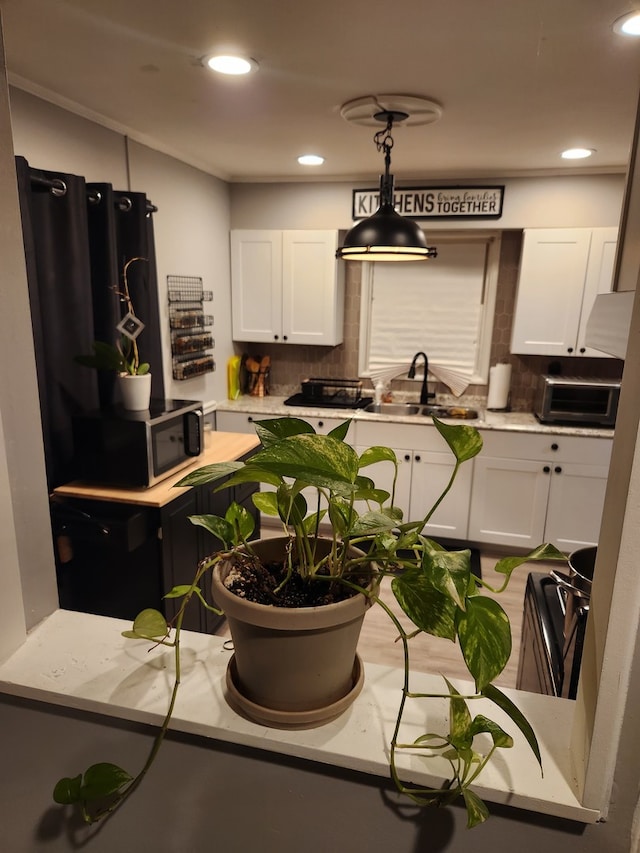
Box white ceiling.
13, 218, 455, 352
3, 0, 640, 184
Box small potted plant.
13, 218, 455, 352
75, 257, 151, 411
53, 415, 565, 828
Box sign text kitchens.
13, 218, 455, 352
352, 185, 504, 220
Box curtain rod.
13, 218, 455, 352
28, 174, 157, 213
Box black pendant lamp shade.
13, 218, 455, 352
337, 111, 437, 262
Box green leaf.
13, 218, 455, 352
468, 714, 514, 748
457, 597, 511, 690
163, 584, 193, 599
328, 419, 352, 441
80, 763, 133, 801
445, 678, 473, 750
188, 513, 235, 548
493, 543, 567, 582
218, 465, 283, 490
176, 461, 244, 487
249, 434, 360, 491
482, 683, 542, 769
392, 567, 457, 640
353, 486, 391, 506
136, 362, 150, 375
254, 417, 315, 446
358, 445, 398, 469
252, 490, 279, 515
302, 509, 327, 534
123, 608, 169, 641
423, 548, 472, 611
53, 774, 82, 805
276, 485, 308, 526
328, 498, 357, 537
225, 501, 255, 542
462, 788, 490, 828
432, 418, 483, 463
348, 510, 398, 537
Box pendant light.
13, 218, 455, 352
336, 110, 437, 262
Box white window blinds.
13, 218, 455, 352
360, 233, 500, 386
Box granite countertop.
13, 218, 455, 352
215, 396, 615, 439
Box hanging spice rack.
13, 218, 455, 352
167, 275, 215, 380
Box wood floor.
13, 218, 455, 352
216, 527, 561, 691
357, 551, 530, 689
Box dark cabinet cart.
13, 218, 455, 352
53, 433, 260, 634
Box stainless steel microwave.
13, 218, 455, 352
534, 376, 620, 427
72, 399, 203, 487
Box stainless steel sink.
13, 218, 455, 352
364, 403, 422, 415
421, 405, 479, 420
363, 402, 479, 419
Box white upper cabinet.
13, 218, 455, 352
231, 230, 344, 345
510, 227, 618, 357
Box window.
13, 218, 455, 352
358, 232, 500, 386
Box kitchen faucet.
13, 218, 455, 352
408, 351, 435, 404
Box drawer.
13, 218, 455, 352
355, 420, 449, 452
478, 430, 613, 466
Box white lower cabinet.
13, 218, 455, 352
468, 431, 612, 551
215, 410, 262, 434
356, 421, 473, 539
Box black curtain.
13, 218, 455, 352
15, 157, 99, 489
15, 157, 163, 490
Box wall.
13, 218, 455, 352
9, 87, 232, 407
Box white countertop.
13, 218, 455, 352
0, 609, 597, 824
216, 396, 615, 439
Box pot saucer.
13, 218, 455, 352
224, 653, 364, 730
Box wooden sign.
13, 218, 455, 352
352, 185, 504, 220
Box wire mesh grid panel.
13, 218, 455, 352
167, 275, 215, 380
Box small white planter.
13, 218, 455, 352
117, 373, 152, 411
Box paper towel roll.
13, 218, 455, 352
486, 363, 512, 410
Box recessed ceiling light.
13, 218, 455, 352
561, 148, 596, 160
297, 154, 325, 166
613, 12, 640, 36
205, 55, 258, 76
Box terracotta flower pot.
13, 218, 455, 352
212, 537, 372, 729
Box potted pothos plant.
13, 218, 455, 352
75, 256, 151, 410
53, 414, 565, 828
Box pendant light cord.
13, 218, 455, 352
374, 113, 396, 207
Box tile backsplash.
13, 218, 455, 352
235, 231, 624, 411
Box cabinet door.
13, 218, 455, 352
216, 410, 264, 434
355, 446, 412, 523
231, 231, 283, 343
545, 462, 610, 551
468, 456, 550, 548
160, 489, 202, 632
576, 227, 618, 357
510, 228, 591, 356
282, 231, 344, 345
410, 451, 473, 540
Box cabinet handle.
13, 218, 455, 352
554, 466, 562, 474
551, 443, 559, 451
415, 454, 421, 463
567, 347, 574, 353
543, 465, 551, 474
404, 454, 411, 462
274, 335, 279, 341
579, 347, 586, 354
318, 420, 324, 428
283, 335, 288, 341
247, 416, 253, 423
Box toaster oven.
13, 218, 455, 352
534, 375, 620, 427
